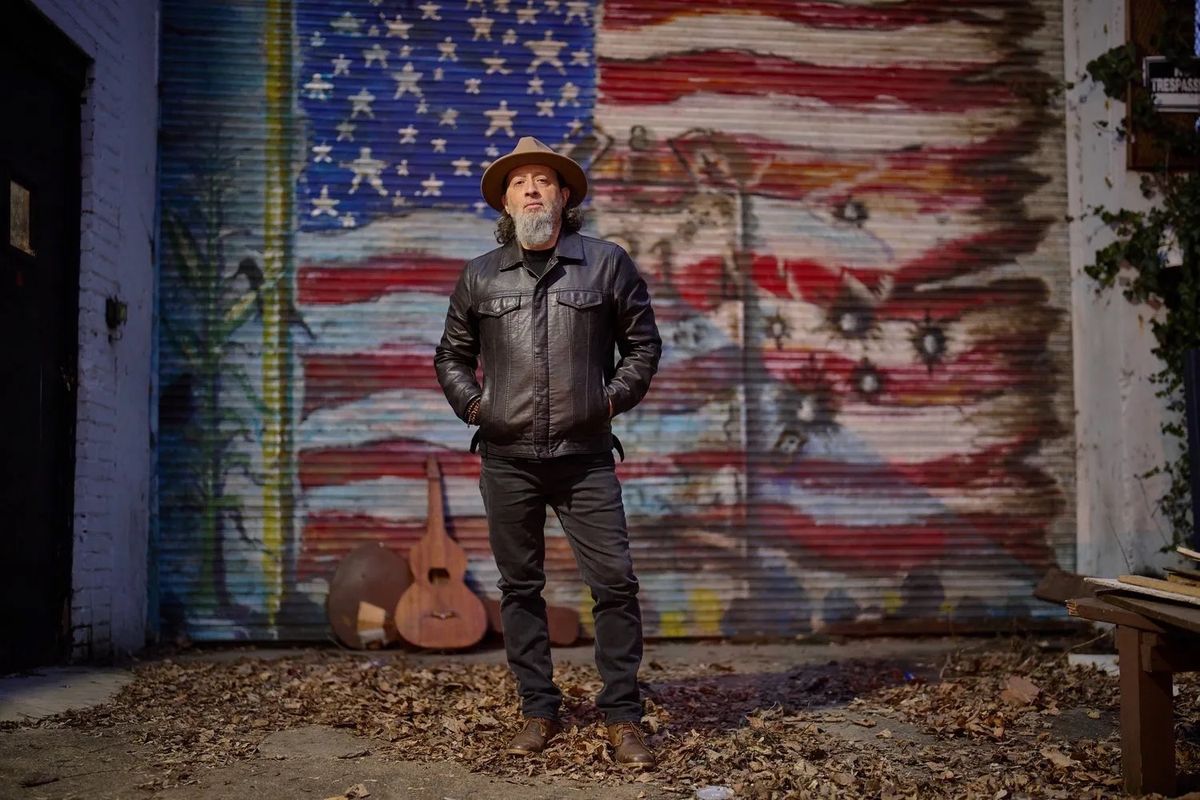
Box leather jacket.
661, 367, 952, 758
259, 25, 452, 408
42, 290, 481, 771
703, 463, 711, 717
435, 231, 661, 459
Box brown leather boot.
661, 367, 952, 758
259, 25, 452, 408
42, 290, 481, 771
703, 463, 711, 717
606, 721, 655, 768
505, 717, 562, 755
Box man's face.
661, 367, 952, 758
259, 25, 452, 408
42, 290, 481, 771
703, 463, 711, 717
503, 164, 570, 247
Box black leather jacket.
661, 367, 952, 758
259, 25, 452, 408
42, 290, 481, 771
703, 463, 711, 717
435, 231, 661, 459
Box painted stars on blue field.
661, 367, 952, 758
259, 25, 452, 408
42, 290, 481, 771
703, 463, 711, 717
297, 0, 596, 231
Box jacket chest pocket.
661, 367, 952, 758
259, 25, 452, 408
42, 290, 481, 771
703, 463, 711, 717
555, 290, 603, 312
554, 290, 606, 349
477, 294, 522, 318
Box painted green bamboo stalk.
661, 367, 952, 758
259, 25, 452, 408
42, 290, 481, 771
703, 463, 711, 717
260, 0, 296, 628
163, 176, 260, 615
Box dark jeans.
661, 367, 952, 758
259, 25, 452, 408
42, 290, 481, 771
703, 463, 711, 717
479, 451, 644, 723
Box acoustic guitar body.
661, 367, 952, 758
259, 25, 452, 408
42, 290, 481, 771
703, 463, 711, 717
393, 455, 488, 650
394, 580, 488, 649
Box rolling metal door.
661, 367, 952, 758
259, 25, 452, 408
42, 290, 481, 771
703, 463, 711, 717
156, 0, 1073, 639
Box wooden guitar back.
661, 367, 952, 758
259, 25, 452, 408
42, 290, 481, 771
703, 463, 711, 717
325, 542, 412, 649
483, 597, 581, 646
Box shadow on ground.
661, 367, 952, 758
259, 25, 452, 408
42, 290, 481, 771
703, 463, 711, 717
637, 659, 928, 734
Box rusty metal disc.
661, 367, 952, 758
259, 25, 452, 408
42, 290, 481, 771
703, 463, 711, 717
326, 542, 413, 649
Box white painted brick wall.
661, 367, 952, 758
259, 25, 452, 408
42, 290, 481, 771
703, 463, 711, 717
27, 0, 159, 661
1065, 0, 1180, 577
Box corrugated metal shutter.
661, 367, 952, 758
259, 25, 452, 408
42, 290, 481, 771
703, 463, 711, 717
159, 0, 341, 639
588, 0, 1075, 636
157, 0, 1074, 641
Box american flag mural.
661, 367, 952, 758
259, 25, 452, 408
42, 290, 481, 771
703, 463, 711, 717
157, 0, 1073, 639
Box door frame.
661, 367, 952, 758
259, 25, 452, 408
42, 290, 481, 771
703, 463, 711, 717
2, 0, 88, 669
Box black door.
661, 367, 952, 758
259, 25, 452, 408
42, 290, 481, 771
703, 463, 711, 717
0, 2, 87, 671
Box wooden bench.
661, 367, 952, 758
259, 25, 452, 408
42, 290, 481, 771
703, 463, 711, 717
1068, 594, 1200, 795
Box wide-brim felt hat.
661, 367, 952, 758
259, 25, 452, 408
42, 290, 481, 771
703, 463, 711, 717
480, 136, 587, 213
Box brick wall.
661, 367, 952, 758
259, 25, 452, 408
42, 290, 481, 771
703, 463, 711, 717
1064, 0, 1179, 578
26, 0, 159, 659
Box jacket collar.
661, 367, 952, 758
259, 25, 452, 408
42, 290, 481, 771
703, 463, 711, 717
499, 230, 584, 270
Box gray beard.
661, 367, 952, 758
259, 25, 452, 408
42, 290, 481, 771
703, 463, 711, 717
513, 203, 559, 248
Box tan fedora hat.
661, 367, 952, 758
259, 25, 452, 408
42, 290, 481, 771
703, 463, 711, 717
480, 136, 587, 213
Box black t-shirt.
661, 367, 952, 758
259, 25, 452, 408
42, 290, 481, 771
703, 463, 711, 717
522, 246, 553, 278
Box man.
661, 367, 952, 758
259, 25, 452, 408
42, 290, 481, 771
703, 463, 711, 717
434, 136, 661, 768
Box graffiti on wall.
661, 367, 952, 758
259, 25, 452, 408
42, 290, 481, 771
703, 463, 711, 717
158, 0, 1073, 639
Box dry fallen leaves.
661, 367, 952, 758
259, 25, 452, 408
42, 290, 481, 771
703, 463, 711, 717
8, 637, 1187, 798
1040, 746, 1077, 769
323, 782, 371, 800
1000, 675, 1041, 707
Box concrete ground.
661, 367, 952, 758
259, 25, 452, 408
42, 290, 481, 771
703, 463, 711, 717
0, 637, 1100, 800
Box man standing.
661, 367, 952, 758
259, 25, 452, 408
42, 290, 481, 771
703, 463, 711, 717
434, 136, 661, 768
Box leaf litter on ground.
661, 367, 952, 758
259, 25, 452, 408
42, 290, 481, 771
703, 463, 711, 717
8, 636, 1192, 798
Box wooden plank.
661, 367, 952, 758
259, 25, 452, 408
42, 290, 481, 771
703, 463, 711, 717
1176, 546, 1200, 563
1161, 563, 1200, 582
1104, 593, 1200, 637
1067, 596, 1170, 633
1141, 638, 1200, 673
1034, 567, 1096, 604
1121, 574, 1200, 601
1086, 577, 1200, 607
1166, 573, 1200, 592
1117, 626, 1176, 795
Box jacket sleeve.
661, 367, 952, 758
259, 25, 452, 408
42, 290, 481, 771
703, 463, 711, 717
434, 265, 483, 422
606, 248, 662, 416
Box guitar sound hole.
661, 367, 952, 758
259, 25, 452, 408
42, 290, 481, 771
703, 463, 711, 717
427, 568, 451, 584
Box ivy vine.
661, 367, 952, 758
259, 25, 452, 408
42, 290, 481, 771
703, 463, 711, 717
1082, 11, 1200, 547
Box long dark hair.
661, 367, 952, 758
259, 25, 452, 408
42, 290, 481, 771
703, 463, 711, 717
494, 205, 585, 245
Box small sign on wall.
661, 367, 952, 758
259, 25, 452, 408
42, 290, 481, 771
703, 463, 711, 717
1126, 0, 1200, 170
9, 180, 33, 257
1144, 56, 1200, 112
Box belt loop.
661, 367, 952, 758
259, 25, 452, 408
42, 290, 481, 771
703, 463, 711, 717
612, 434, 625, 462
